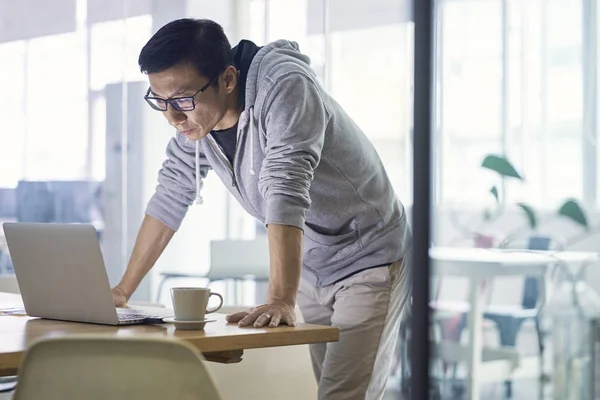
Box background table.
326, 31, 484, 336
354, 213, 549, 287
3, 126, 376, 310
430, 247, 599, 400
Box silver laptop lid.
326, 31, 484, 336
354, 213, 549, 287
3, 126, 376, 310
2, 222, 119, 325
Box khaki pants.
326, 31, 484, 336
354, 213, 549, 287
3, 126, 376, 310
297, 253, 412, 400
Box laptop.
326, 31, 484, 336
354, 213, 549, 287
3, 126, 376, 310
2, 222, 166, 325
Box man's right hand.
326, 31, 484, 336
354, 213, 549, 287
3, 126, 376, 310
111, 286, 129, 307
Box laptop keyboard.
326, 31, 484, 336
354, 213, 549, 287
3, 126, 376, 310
116, 311, 147, 320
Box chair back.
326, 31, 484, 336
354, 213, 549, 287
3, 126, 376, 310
209, 237, 270, 280
0, 274, 19, 294
14, 335, 222, 400
493, 235, 556, 309
521, 236, 551, 308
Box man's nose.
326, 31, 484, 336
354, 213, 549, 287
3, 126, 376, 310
164, 106, 187, 126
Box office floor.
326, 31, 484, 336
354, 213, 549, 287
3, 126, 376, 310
384, 378, 540, 399
0, 380, 541, 400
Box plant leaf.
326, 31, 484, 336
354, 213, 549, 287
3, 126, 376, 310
558, 199, 589, 230
516, 203, 537, 230
481, 155, 523, 180
489, 186, 499, 202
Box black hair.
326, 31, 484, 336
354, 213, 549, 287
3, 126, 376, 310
138, 18, 231, 81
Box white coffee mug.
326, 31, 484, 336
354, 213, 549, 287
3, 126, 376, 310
170, 287, 224, 321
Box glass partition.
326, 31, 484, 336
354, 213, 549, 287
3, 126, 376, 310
424, 0, 600, 398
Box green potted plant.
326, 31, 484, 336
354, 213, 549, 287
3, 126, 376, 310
450, 154, 590, 247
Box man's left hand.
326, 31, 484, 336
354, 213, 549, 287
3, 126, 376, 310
225, 301, 297, 328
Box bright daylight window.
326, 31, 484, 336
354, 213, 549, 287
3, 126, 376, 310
438, 0, 585, 208
25, 32, 88, 181
329, 24, 414, 202
0, 41, 26, 188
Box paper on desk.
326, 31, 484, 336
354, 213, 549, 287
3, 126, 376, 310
0, 307, 27, 316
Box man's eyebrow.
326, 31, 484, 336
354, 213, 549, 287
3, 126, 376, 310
149, 88, 188, 98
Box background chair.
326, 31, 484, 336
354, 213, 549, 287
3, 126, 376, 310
0, 275, 19, 295
431, 235, 557, 397
481, 235, 557, 397
155, 237, 270, 304
14, 336, 221, 400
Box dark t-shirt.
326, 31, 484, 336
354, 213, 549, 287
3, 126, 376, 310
210, 122, 238, 165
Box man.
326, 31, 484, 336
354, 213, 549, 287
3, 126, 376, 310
111, 18, 412, 400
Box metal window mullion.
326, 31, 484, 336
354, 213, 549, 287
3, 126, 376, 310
434, 0, 445, 206
540, 0, 548, 204
501, 0, 509, 203
411, 0, 435, 398
582, 0, 598, 208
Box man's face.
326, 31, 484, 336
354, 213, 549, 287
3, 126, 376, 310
147, 63, 232, 141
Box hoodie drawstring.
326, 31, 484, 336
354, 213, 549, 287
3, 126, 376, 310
249, 109, 255, 176
195, 140, 203, 205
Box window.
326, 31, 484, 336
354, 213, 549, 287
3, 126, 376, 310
26, 32, 88, 181
90, 16, 152, 91
90, 15, 152, 180
329, 24, 414, 200
543, 0, 583, 204
0, 41, 26, 188
437, 0, 587, 208
437, 0, 503, 205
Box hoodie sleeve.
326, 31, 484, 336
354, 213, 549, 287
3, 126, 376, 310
145, 133, 211, 231
258, 72, 330, 230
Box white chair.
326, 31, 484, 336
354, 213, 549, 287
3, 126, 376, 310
0, 274, 19, 294
429, 236, 561, 396
13, 336, 222, 400
155, 237, 270, 303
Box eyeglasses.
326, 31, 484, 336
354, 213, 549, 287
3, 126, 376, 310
143, 71, 221, 112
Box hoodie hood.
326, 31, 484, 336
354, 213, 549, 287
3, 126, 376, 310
231, 39, 261, 109
243, 40, 311, 114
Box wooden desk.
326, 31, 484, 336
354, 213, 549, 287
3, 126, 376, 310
0, 293, 339, 377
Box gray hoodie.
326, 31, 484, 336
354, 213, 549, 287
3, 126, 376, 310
146, 40, 412, 287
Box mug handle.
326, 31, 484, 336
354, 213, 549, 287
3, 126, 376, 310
206, 292, 224, 314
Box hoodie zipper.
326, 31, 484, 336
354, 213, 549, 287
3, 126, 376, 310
207, 136, 237, 187
206, 116, 262, 220
207, 125, 243, 188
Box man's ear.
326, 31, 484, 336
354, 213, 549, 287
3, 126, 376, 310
221, 65, 238, 94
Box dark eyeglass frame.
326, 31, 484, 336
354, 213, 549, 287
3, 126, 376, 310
143, 70, 222, 112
